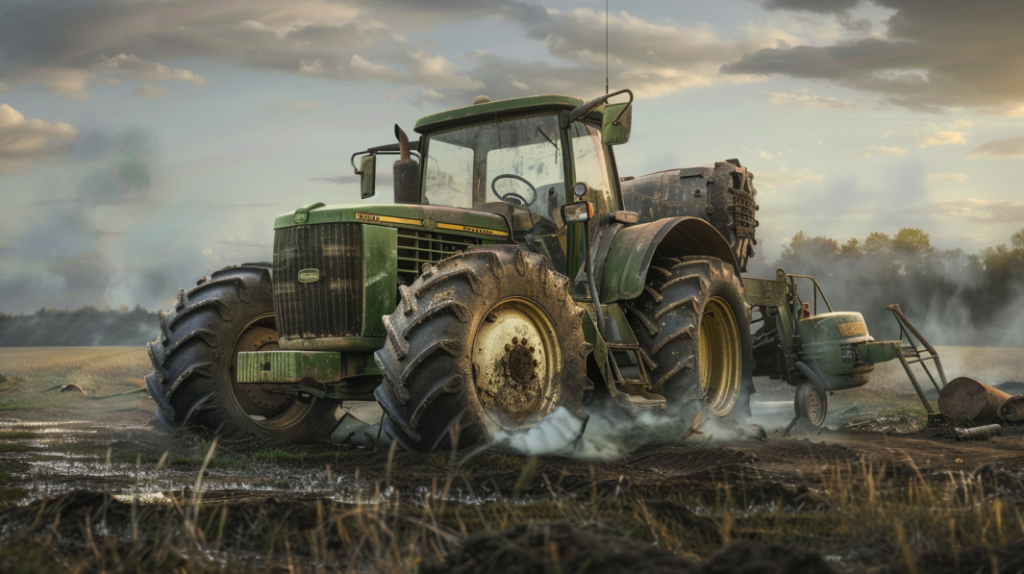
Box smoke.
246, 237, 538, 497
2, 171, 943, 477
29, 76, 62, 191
492, 399, 763, 461
745, 229, 1024, 349
0, 128, 162, 314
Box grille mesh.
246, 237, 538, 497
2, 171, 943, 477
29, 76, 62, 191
396, 229, 484, 283
273, 224, 363, 340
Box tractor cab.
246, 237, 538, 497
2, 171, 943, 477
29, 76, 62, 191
354, 92, 634, 278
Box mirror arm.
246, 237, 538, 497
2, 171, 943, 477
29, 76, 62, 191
569, 88, 634, 124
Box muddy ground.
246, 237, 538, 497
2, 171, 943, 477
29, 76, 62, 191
1, 347, 1023, 573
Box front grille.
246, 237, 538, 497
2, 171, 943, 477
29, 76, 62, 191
273, 223, 363, 340
397, 229, 484, 283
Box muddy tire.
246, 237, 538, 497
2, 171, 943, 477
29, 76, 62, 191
374, 246, 590, 454
145, 264, 338, 441
625, 256, 753, 417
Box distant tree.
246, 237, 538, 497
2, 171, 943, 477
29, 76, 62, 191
863, 232, 891, 254
892, 228, 933, 256
840, 237, 862, 259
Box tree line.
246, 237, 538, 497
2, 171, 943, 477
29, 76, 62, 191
1, 228, 1021, 348
747, 228, 1024, 347
0, 305, 159, 347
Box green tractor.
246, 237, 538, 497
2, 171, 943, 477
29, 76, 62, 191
146, 90, 894, 452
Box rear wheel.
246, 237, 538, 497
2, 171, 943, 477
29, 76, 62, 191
145, 264, 339, 441
374, 246, 590, 453
626, 256, 753, 417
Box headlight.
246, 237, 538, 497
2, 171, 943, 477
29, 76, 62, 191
840, 343, 856, 365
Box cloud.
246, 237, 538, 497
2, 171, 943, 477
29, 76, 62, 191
725, 1, 1024, 114
767, 91, 858, 108
915, 130, 967, 148
968, 136, 1024, 158
0, 0, 798, 104
754, 168, 823, 188
132, 84, 167, 98
0, 103, 79, 172
761, 0, 862, 13
925, 172, 968, 183
859, 144, 906, 157
931, 199, 1024, 224
290, 100, 325, 110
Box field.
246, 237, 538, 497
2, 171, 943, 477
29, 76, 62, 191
1, 347, 1023, 573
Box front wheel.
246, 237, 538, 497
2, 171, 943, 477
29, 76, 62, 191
626, 256, 753, 418
374, 246, 591, 453
145, 264, 339, 441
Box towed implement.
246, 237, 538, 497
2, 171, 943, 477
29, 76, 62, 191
146, 90, 935, 450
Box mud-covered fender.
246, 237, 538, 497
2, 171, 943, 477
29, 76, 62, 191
598, 216, 739, 303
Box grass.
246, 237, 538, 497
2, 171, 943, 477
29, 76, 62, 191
0, 347, 149, 414
0, 456, 1020, 573
0, 442, 33, 453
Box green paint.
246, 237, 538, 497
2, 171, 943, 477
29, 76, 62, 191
360, 224, 397, 338
236, 351, 342, 384
599, 221, 664, 303
602, 103, 632, 146
414, 95, 585, 133
274, 204, 511, 240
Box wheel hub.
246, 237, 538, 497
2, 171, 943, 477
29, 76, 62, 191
473, 298, 560, 429
503, 337, 537, 386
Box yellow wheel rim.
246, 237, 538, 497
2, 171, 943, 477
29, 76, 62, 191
697, 296, 742, 416
472, 298, 561, 431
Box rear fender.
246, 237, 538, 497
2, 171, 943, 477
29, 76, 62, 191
598, 216, 739, 303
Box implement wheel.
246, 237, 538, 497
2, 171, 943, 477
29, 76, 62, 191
145, 264, 339, 441
626, 256, 753, 417
374, 246, 590, 453
795, 382, 828, 427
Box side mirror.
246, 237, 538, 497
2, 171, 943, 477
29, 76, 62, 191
561, 201, 593, 224
602, 102, 631, 146
358, 154, 376, 199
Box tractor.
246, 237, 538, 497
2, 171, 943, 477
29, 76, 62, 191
145, 90, 901, 452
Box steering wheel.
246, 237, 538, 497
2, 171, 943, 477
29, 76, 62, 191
490, 174, 538, 206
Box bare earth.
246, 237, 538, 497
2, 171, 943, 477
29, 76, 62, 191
1, 346, 1023, 573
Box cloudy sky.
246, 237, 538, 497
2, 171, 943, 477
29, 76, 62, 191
2, 0, 1024, 314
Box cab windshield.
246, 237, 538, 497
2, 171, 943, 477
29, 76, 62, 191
423, 112, 566, 222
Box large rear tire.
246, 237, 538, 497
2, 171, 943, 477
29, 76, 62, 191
625, 256, 753, 418
374, 246, 590, 454
145, 264, 339, 441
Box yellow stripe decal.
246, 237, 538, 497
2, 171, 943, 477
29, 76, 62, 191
355, 212, 509, 237
436, 222, 509, 237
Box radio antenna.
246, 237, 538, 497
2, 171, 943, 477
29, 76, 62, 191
605, 0, 609, 93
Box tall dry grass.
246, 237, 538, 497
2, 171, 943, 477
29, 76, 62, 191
2, 446, 1021, 573
0, 347, 149, 386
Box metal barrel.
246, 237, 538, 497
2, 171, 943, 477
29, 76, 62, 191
999, 395, 1024, 423
938, 377, 1010, 424
955, 424, 1003, 441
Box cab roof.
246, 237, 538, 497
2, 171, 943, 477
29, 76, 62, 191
413, 94, 586, 134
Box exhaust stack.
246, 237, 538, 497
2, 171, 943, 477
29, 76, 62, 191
393, 124, 419, 204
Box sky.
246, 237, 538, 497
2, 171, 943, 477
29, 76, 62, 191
1, 0, 1024, 314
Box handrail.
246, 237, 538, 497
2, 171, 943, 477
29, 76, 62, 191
786, 273, 834, 314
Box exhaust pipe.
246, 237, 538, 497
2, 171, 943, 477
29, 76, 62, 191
393, 125, 419, 204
